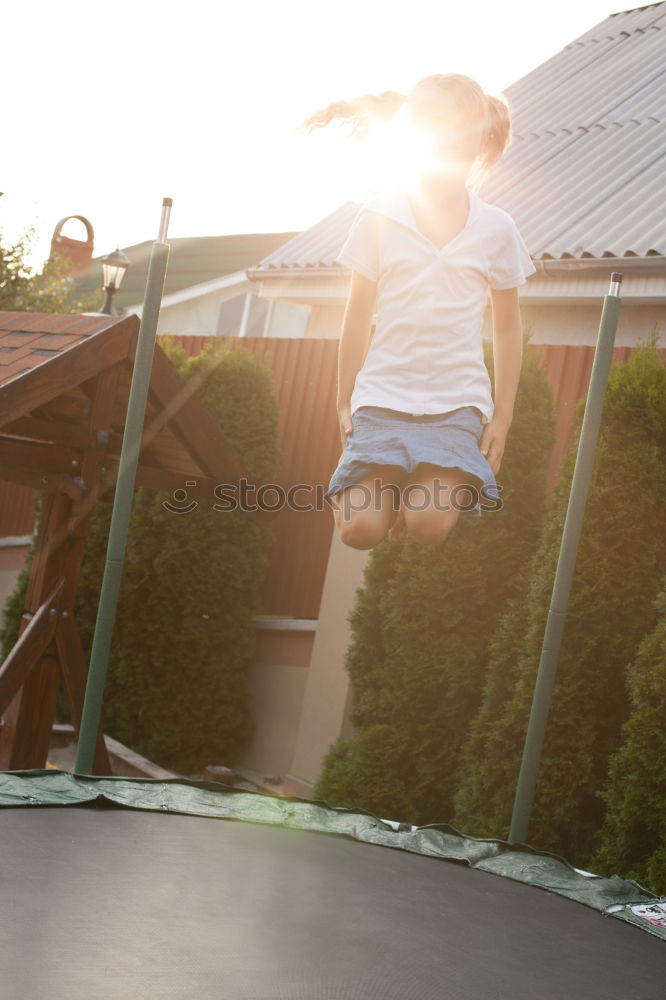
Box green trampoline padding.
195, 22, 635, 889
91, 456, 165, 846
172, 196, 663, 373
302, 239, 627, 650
2, 768, 666, 999
2, 768, 665, 944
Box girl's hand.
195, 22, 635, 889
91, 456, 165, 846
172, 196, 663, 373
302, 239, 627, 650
338, 404, 353, 452
479, 416, 510, 475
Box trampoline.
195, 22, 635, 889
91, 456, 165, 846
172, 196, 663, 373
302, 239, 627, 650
1, 769, 665, 999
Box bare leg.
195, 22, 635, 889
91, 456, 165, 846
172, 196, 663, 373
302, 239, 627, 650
387, 502, 410, 542
330, 464, 407, 549
401, 464, 481, 544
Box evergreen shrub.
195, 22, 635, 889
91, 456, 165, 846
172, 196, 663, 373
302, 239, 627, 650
591, 577, 666, 895
452, 332, 666, 865
1, 337, 278, 775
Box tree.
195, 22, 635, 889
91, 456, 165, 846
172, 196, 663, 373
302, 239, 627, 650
0, 224, 103, 313
453, 332, 666, 866
591, 577, 666, 895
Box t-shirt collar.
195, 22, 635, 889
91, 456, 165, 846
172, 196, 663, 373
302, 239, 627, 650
363, 184, 480, 245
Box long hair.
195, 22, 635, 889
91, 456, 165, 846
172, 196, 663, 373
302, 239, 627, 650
297, 74, 512, 189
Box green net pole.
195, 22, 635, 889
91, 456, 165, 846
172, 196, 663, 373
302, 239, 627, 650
74, 199, 173, 776
508, 271, 623, 845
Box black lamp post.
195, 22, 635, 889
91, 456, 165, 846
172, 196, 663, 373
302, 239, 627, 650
100, 247, 130, 315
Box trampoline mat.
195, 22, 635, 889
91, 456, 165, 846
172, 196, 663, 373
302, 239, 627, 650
2, 802, 665, 1000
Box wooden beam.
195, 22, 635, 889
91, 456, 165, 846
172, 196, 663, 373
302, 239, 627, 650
0, 435, 81, 474
36, 386, 91, 424
3, 414, 94, 450
0, 443, 279, 519
96, 458, 229, 500
0, 484, 117, 771
3, 372, 182, 480
0, 460, 84, 498
133, 340, 254, 486
0, 577, 65, 715
0, 495, 69, 769
5, 653, 62, 769
65, 366, 123, 536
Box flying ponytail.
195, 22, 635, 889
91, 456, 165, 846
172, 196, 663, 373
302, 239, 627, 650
296, 90, 406, 140
297, 74, 513, 186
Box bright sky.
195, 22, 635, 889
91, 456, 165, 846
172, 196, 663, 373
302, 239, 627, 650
3, 0, 626, 271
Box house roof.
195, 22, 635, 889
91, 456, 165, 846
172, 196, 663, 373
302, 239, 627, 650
247, 201, 361, 278
0, 311, 256, 501
73, 232, 298, 311
250, 1, 665, 276
484, 0, 665, 260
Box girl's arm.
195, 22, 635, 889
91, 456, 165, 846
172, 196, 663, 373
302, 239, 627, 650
489, 285, 524, 426
336, 270, 377, 445
480, 286, 524, 474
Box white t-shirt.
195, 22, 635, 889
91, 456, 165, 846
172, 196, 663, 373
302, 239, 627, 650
335, 184, 536, 425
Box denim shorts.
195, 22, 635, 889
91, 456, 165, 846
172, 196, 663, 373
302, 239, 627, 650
325, 405, 499, 518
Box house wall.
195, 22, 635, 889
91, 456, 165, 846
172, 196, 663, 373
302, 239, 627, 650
235, 531, 365, 798
238, 621, 316, 780
305, 298, 663, 352
306, 304, 343, 339
151, 290, 310, 338
155, 294, 226, 336
282, 530, 366, 797
519, 304, 663, 348
270, 301, 310, 338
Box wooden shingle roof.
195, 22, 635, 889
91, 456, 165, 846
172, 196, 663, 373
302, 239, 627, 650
0, 312, 112, 385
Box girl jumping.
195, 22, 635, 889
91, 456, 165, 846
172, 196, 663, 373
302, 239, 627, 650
300, 74, 535, 547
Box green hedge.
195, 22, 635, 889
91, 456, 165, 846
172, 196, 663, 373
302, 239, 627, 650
452, 332, 666, 866
2, 336, 279, 775
313, 329, 556, 825
591, 577, 666, 894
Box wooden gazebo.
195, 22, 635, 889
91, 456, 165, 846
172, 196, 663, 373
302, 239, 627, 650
0, 310, 263, 773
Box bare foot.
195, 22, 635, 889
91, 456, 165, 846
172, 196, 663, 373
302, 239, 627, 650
387, 507, 410, 542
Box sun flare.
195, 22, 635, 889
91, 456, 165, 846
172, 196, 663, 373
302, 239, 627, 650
354, 107, 469, 195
